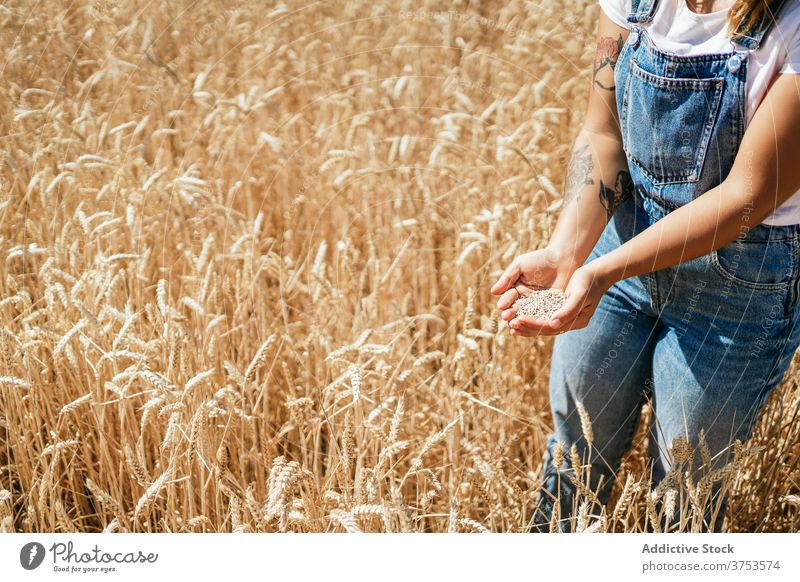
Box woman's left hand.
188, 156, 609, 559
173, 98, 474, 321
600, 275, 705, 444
505, 262, 613, 336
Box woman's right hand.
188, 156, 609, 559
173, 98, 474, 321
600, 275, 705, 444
490, 246, 579, 322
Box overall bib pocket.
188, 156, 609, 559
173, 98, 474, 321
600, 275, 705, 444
621, 60, 724, 185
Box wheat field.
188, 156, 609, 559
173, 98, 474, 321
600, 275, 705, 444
1, 0, 799, 533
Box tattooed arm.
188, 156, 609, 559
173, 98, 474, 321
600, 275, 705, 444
599, 170, 634, 219
593, 34, 625, 91
491, 12, 631, 324
546, 14, 632, 273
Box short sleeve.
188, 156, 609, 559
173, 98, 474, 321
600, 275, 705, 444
599, 0, 631, 30
777, 1, 800, 73
779, 32, 800, 73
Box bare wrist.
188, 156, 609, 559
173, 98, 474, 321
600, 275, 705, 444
546, 243, 586, 273
588, 252, 624, 288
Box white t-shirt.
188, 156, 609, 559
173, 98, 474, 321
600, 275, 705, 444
599, 0, 800, 225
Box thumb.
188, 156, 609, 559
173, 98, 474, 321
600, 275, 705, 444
550, 281, 588, 327
491, 259, 521, 295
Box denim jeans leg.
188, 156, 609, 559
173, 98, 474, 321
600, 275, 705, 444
532, 280, 661, 532
648, 249, 800, 532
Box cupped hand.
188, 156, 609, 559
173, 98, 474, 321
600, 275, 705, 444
506, 262, 612, 337
490, 247, 573, 311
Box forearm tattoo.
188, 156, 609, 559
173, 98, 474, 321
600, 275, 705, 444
564, 144, 594, 204
599, 170, 634, 220
593, 34, 624, 91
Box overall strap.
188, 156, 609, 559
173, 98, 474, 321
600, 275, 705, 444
730, 0, 791, 49
627, 0, 660, 23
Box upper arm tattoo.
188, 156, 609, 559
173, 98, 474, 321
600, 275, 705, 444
599, 170, 634, 219
593, 34, 624, 91
564, 144, 594, 204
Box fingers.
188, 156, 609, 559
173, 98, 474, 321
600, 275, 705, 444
497, 288, 519, 311
508, 301, 593, 336
490, 259, 521, 295
496, 283, 531, 310
508, 314, 562, 334
556, 307, 592, 333
550, 289, 589, 328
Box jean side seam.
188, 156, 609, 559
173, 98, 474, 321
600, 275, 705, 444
786, 233, 800, 316
738, 315, 797, 451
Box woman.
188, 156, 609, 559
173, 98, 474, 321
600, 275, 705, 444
491, 0, 800, 532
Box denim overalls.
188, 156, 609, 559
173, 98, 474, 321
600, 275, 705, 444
534, 0, 800, 532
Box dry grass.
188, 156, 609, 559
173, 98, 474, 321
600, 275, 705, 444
1, 0, 799, 533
